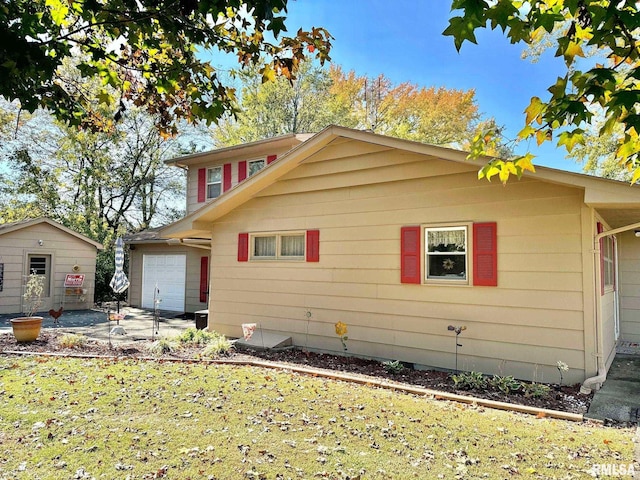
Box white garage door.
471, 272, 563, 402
142, 254, 186, 312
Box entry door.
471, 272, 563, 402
26, 254, 52, 312
141, 254, 186, 312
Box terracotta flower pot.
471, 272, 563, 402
10, 316, 43, 342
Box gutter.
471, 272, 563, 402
581, 220, 640, 394
166, 238, 211, 251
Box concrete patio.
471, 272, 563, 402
0, 307, 195, 344
587, 352, 640, 424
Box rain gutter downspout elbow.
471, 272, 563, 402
580, 365, 607, 394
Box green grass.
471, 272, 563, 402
0, 356, 635, 479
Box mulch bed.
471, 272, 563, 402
0, 331, 592, 415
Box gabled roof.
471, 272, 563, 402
165, 133, 314, 168
161, 125, 640, 239
0, 218, 104, 250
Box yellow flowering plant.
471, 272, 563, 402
335, 321, 348, 351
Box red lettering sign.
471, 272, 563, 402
64, 274, 85, 287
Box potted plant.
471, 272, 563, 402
10, 272, 45, 342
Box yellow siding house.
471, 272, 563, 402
157, 126, 640, 391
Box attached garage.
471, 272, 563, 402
141, 254, 186, 312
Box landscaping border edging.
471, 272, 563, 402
1, 350, 584, 422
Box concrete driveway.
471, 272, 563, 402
0, 308, 195, 344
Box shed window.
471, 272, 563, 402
425, 226, 467, 282
28, 254, 51, 296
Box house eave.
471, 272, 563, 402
164, 133, 314, 168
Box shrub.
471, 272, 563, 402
146, 338, 179, 356
59, 333, 87, 349
451, 371, 486, 390
201, 335, 233, 358
487, 375, 522, 394
521, 382, 551, 398
178, 327, 220, 346
383, 360, 405, 375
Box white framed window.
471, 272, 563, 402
207, 166, 222, 199
251, 232, 306, 260
425, 225, 468, 283
603, 235, 615, 289
248, 159, 265, 177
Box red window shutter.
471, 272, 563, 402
223, 163, 232, 192
473, 222, 497, 286
597, 222, 604, 295
267, 154, 277, 164
238, 233, 249, 262
306, 230, 320, 262
197, 168, 206, 202
199, 256, 209, 303
400, 226, 421, 284
238, 161, 247, 183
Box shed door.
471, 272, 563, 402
27, 254, 52, 311
141, 254, 186, 312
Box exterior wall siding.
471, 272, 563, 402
0, 223, 99, 315
185, 145, 295, 214
618, 230, 640, 342
206, 141, 588, 384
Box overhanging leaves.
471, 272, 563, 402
446, 0, 640, 183
0, 0, 333, 136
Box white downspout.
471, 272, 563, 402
581, 231, 606, 394
580, 220, 640, 394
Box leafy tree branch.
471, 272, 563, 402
445, 0, 640, 183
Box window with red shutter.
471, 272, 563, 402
223, 163, 232, 191
197, 168, 206, 202
238, 233, 249, 262
238, 161, 247, 183
473, 222, 497, 286
199, 257, 209, 302
267, 154, 277, 164
306, 230, 320, 262
401, 226, 421, 284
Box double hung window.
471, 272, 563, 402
207, 167, 222, 199
425, 226, 468, 282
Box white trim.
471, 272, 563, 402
206, 166, 222, 199
250, 231, 306, 261
248, 158, 266, 177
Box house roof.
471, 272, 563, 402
160, 126, 640, 239
0, 218, 104, 249
123, 228, 165, 244
164, 133, 314, 168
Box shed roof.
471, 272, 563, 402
161, 126, 640, 239
0, 218, 104, 250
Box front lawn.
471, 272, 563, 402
0, 356, 634, 479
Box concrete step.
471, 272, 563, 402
235, 330, 292, 350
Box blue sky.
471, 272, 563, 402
269, 0, 580, 172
